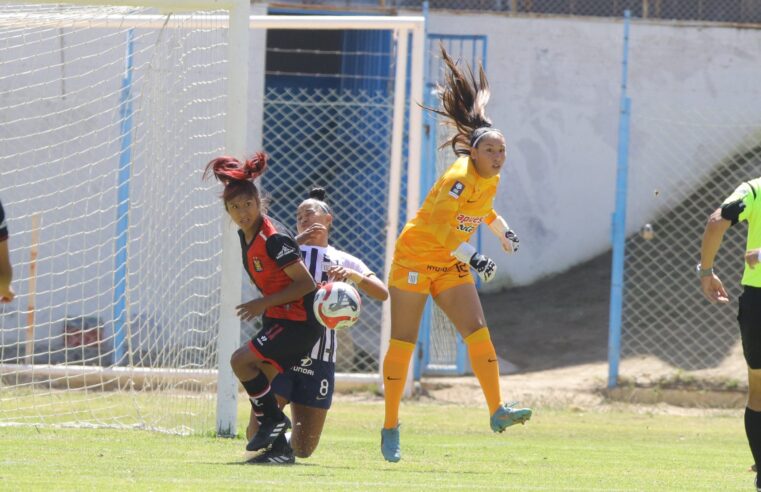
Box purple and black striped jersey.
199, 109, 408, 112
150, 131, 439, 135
300, 245, 372, 363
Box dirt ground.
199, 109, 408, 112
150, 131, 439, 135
484, 251, 612, 375
376, 250, 750, 414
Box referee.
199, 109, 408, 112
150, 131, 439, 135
699, 177, 761, 490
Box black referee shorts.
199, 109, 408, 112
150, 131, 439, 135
247, 316, 324, 373
738, 286, 761, 369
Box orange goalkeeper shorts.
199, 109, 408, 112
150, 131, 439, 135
388, 260, 474, 297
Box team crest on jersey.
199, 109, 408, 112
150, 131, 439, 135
252, 258, 263, 272
448, 181, 465, 199
322, 253, 334, 273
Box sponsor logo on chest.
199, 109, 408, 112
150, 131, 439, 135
456, 213, 486, 233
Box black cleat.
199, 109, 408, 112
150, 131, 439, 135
246, 444, 295, 465
246, 414, 291, 452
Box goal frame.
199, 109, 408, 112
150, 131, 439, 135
0, 1, 424, 437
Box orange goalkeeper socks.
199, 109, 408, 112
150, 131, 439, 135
382, 338, 415, 429
465, 327, 502, 414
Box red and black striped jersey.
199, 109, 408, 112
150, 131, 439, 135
238, 215, 314, 321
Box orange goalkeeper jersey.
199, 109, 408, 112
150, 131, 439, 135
393, 155, 499, 268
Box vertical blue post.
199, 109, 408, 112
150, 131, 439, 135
458, 36, 488, 376
414, 0, 432, 381
608, 11, 632, 388
113, 30, 134, 366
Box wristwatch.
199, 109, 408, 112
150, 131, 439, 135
696, 263, 714, 278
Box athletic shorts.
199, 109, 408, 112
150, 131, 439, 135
739, 286, 761, 369
271, 357, 335, 410
247, 316, 324, 373
388, 260, 474, 297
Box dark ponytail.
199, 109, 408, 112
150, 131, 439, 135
423, 46, 495, 156
308, 187, 327, 202
306, 187, 331, 215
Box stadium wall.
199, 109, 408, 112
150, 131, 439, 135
419, 11, 761, 289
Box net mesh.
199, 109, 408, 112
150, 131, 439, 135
0, 4, 229, 434
0, 6, 407, 433
620, 101, 761, 380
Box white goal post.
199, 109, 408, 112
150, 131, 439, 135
0, 1, 423, 436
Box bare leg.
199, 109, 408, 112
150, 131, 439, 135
388, 287, 429, 342
289, 403, 329, 458
432, 283, 486, 339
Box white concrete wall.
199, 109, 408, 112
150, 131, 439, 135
422, 12, 761, 289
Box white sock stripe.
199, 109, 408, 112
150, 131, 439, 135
250, 386, 271, 399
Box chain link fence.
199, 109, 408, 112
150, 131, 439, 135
249, 86, 396, 374
268, 0, 761, 25
621, 103, 761, 378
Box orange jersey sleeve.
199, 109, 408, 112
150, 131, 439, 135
393, 156, 500, 267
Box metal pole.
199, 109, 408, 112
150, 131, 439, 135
607, 10, 632, 388
112, 29, 134, 366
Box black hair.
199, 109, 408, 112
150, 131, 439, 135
307, 187, 331, 215
422, 45, 497, 156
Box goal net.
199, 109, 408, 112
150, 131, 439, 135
0, 2, 423, 435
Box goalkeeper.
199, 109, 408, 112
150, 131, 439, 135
380, 46, 531, 463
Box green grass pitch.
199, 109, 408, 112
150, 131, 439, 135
0, 401, 751, 491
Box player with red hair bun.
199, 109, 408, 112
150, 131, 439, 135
204, 153, 323, 462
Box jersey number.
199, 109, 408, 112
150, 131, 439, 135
319, 379, 329, 397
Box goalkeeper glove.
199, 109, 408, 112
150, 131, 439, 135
452, 242, 497, 283
504, 229, 519, 253
488, 216, 519, 253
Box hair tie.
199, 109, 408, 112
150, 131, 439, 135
470, 127, 503, 148
314, 201, 331, 215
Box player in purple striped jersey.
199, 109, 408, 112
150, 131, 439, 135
247, 187, 388, 464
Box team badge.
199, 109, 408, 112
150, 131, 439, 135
408, 272, 418, 285
448, 181, 465, 199
253, 258, 263, 272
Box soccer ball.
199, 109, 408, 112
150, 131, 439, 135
313, 281, 362, 330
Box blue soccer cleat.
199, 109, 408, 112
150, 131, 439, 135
490, 402, 532, 433
380, 425, 401, 462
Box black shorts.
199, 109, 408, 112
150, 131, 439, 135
247, 316, 323, 373
738, 286, 761, 369
271, 357, 335, 410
